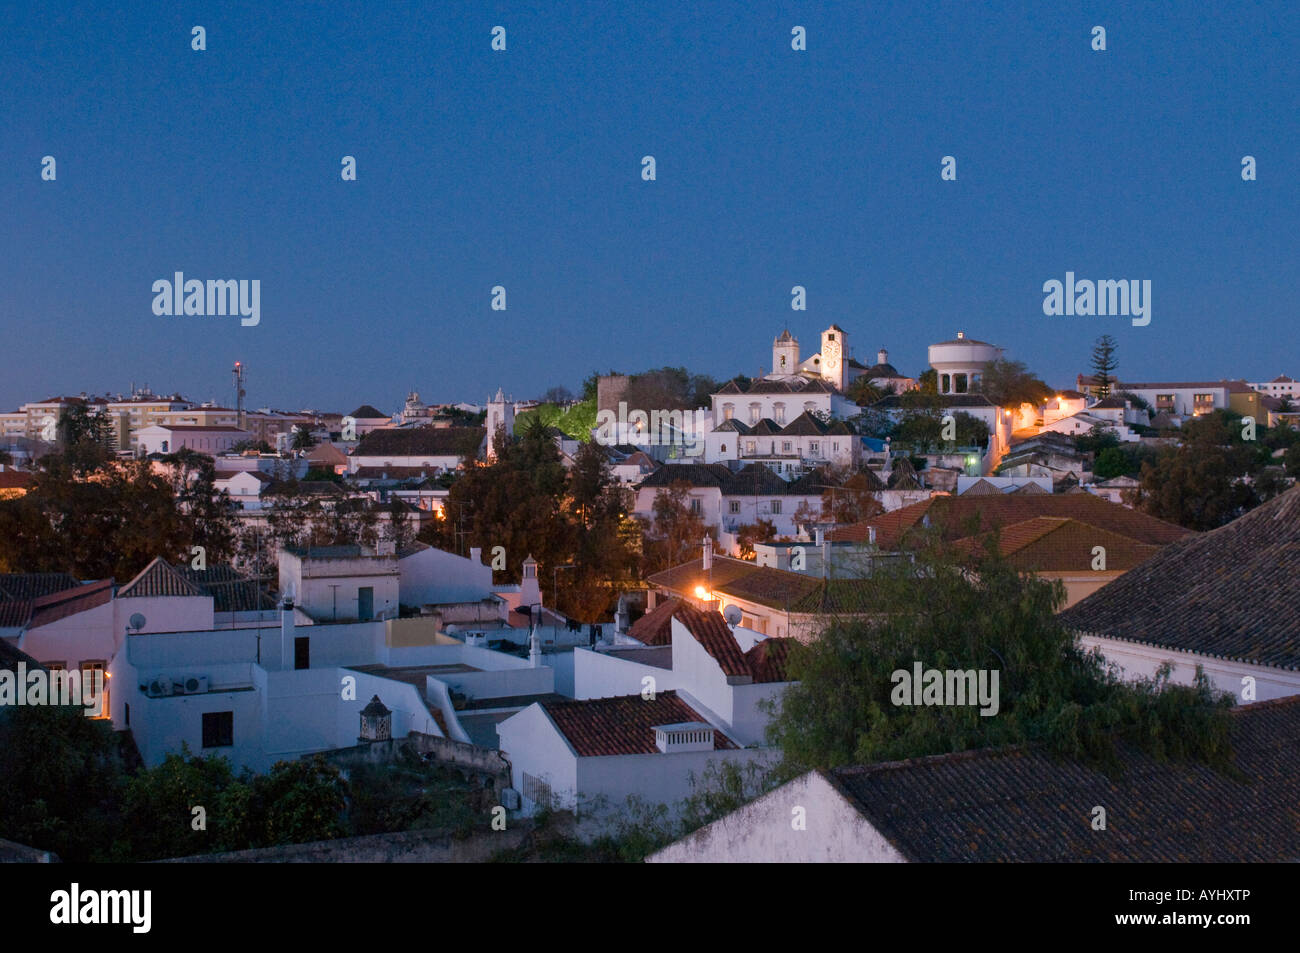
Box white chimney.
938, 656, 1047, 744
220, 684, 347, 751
529, 614, 542, 669
956, 331, 965, 340
469, 546, 482, 565
281, 606, 295, 667
878, 348, 888, 366
702, 536, 712, 571
868, 526, 877, 545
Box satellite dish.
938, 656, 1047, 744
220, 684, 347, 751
128, 613, 147, 632
445, 624, 458, 634
723, 605, 743, 627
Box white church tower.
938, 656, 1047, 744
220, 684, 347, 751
771, 329, 800, 378
820, 325, 849, 391
485, 388, 514, 461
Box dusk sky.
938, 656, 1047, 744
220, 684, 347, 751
3, 0, 1296, 414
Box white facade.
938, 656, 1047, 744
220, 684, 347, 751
928, 332, 1003, 396
398, 543, 495, 607
134, 425, 253, 456
495, 701, 773, 824
278, 548, 400, 622
1078, 635, 1300, 703
649, 769, 906, 863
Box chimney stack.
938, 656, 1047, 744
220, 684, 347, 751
702, 536, 712, 571
878, 348, 888, 366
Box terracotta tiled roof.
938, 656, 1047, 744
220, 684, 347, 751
117, 557, 203, 599
720, 464, 792, 497
830, 494, 1190, 549
628, 596, 687, 646
744, 638, 793, 682
352, 426, 484, 457
540, 690, 737, 756
778, 412, 829, 437
887, 457, 922, 490
673, 604, 750, 677
873, 393, 996, 410
655, 556, 823, 611
1012, 481, 1050, 495
637, 463, 733, 489
648, 556, 769, 598
352, 466, 442, 480
152, 425, 247, 433
1059, 485, 1300, 670
263, 480, 347, 496
951, 517, 1161, 572
0, 637, 42, 672
0, 573, 81, 627
178, 565, 276, 612
27, 578, 114, 629
961, 479, 1004, 496
213, 470, 272, 483
826, 696, 1300, 862
745, 378, 836, 395
348, 405, 387, 419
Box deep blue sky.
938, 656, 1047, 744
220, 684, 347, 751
3, 1, 1296, 414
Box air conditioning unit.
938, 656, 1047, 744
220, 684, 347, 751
182, 675, 209, 695
500, 788, 521, 811
146, 678, 173, 698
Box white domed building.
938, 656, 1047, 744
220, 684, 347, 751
927, 331, 1003, 395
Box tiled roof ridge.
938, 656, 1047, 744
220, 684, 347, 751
829, 694, 1299, 784
118, 556, 204, 598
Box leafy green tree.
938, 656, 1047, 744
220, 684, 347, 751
1133, 410, 1281, 529
972, 359, 1052, 407
736, 518, 778, 559
893, 410, 988, 450
0, 457, 190, 578
1093, 446, 1135, 480
253, 757, 348, 845
120, 747, 247, 860
846, 376, 884, 407
1075, 424, 1120, 455
763, 540, 1236, 779
162, 448, 238, 564
0, 702, 126, 862
290, 425, 317, 451
642, 482, 710, 573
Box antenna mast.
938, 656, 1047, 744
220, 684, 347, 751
233, 362, 246, 432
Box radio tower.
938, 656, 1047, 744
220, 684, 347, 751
233, 362, 246, 432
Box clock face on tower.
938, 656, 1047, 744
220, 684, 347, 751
823, 339, 841, 370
